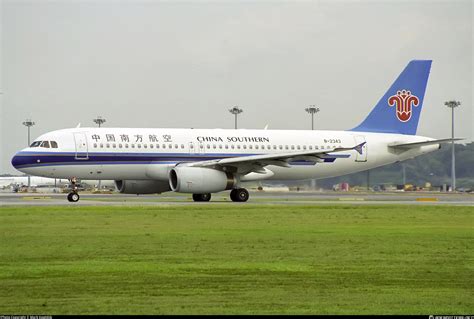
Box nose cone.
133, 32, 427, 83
11, 151, 25, 171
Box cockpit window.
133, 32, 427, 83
30, 141, 41, 147
40, 141, 50, 148
50, 141, 58, 148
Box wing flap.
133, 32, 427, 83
185, 143, 364, 171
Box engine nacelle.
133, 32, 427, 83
115, 180, 170, 194
169, 166, 235, 193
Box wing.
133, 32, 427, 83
182, 142, 365, 175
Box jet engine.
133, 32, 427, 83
115, 180, 171, 194
169, 166, 235, 193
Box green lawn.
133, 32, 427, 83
0, 204, 472, 314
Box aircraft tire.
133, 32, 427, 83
231, 188, 249, 202
193, 193, 211, 202
69, 192, 80, 202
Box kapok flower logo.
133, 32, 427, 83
388, 89, 420, 122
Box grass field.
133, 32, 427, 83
0, 204, 472, 314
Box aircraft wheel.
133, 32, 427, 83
68, 192, 80, 202
231, 188, 249, 202
193, 193, 211, 202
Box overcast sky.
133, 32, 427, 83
1, 0, 472, 173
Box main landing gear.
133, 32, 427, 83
67, 177, 80, 202
192, 193, 211, 202
230, 188, 249, 202
191, 188, 250, 202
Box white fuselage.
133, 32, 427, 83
12, 127, 438, 185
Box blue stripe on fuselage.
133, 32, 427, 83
12, 151, 350, 168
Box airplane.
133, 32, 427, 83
11, 60, 460, 202
0, 176, 116, 191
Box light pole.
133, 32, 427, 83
22, 119, 35, 189
93, 116, 106, 190
305, 105, 320, 190
444, 100, 461, 192
93, 116, 106, 128
402, 163, 406, 185
305, 105, 320, 130
229, 106, 243, 129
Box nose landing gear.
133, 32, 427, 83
67, 177, 80, 202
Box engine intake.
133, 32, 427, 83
169, 167, 235, 193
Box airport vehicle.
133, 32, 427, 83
11, 60, 459, 202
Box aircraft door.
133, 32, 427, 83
353, 135, 367, 162
74, 132, 89, 160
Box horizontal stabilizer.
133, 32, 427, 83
389, 138, 463, 149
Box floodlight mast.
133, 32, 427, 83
305, 105, 320, 190
93, 116, 106, 128
93, 116, 106, 190
305, 105, 320, 130
22, 119, 35, 189
229, 106, 243, 129
444, 100, 461, 192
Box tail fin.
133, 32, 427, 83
351, 60, 432, 135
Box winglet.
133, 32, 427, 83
353, 142, 366, 155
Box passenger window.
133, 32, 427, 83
273, 145, 277, 150
225, 145, 229, 149
125, 144, 129, 148
162, 144, 166, 149
169, 144, 173, 149
315, 146, 319, 150
144, 144, 148, 148
150, 144, 153, 149
175, 144, 178, 149
113, 144, 117, 148
243, 145, 247, 149
119, 144, 122, 148
106, 144, 110, 148
51, 141, 58, 148
291, 145, 295, 150
231, 145, 235, 149
297, 145, 301, 150
137, 144, 141, 148
267, 145, 271, 150
285, 145, 289, 150
279, 145, 283, 150
181, 144, 185, 149
237, 145, 241, 149
131, 144, 135, 148
303, 145, 306, 150
100, 143, 104, 148
206, 144, 210, 149
254, 145, 258, 150
219, 145, 222, 149
213, 144, 216, 149
93, 143, 97, 148
309, 145, 313, 150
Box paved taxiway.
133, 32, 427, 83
1, 191, 472, 206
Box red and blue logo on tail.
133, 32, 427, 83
351, 60, 432, 135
